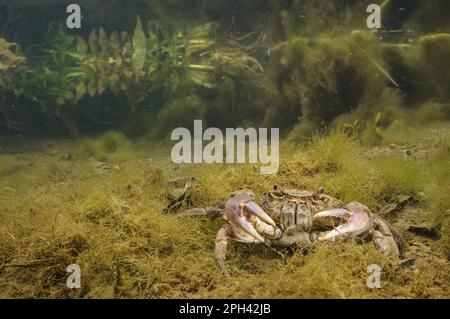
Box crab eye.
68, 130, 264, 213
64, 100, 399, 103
269, 192, 284, 199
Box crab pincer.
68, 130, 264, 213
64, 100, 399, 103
224, 193, 277, 243
313, 202, 372, 241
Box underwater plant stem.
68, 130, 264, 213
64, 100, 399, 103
187, 64, 215, 71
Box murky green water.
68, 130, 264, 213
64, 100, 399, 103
0, 0, 448, 137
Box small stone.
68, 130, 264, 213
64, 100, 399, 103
379, 195, 412, 216
407, 225, 440, 240
417, 191, 427, 202
399, 258, 416, 268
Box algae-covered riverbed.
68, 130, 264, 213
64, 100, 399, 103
0, 125, 449, 298
0, 0, 449, 299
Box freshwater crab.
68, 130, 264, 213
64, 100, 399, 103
185, 186, 406, 278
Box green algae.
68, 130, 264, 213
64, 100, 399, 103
0, 0, 449, 300
1, 127, 449, 298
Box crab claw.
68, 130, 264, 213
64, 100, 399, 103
224, 193, 278, 243
314, 202, 372, 241
224, 196, 265, 243
244, 201, 277, 227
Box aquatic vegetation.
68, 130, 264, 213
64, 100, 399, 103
203, 244, 399, 298
99, 131, 130, 153
0, 38, 25, 78
372, 155, 427, 199
78, 131, 134, 162
0, 0, 449, 299
423, 145, 450, 253
154, 95, 207, 137
418, 33, 450, 99
62, 16, 161, 102
274, 30, 403, 131
335, 98, 450, 146
261, 0, 449, 137
0, 38, 26, 126
0, 14, 266, 134
47, 16, 263, 100
0, 2, 448, 137
413, 102, 449, 125
296, 132, 385, 208
1, 133, 449, 298
332, 88, 406, 144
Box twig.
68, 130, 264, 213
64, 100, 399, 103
2, 258, 59, 268
5, 232, 16, 241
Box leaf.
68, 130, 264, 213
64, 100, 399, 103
132, 15, 147, 74
147, 21, 161, 52
96, 58, 108, 74
65, 52, 87, 60
148, 62, 158, 76
114, 57, 122, 69
188, 70, 216, 89
75, 82, 87, 102
75, 35, 88, 53
110, 31, 120, 52
98, 28, 108, 52
65, 72, 88, 79
186, 41, 214, 57
63, 90, 74, 101
56, 97, 65, 106
374, 112, 382, 126
97, 78, 106, 95
190, 22, 216, 38
123, 69, 132, 79
187, 64, 215, 72
110, 74, 120, 94
122, 42, 132, 59
121, 31, 129, 44
88, 30, 98, 54
88, 78, 97, 97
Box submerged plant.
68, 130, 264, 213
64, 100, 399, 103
27, 16, 265, 106
0, 38, 26, 90
0, 38, 25, 75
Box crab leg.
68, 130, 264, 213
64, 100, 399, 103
182, 207, 223, 219
370, 215, 404, 256
252, 216, 282, 239
215, 226, 232, 279
215, 224, 263, 279
313, 203, 372, 241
